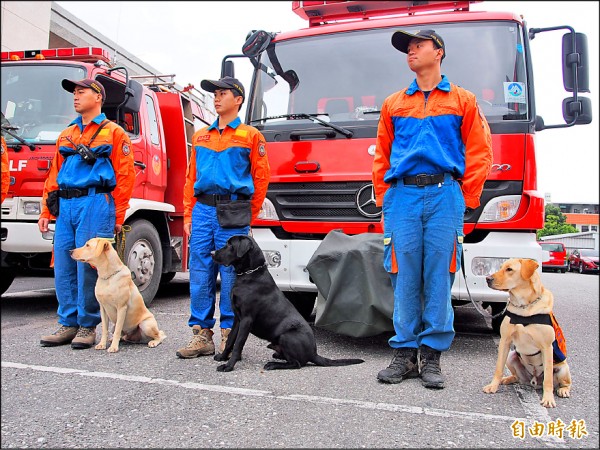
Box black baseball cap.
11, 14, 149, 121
200, 76, 245, 101
391, 29, 446, 59
62, 78, 106, 101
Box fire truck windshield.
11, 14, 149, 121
1, 64, 85, 144
248, 21, 528, 138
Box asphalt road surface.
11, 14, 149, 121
1, 270, 598, 448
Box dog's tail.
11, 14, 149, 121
311, 355, 364, 367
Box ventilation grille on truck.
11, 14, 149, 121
267, 181, 381, 221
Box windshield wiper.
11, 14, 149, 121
1, 126, 36, 151
250, 113, 353, 138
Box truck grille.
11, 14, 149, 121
267, 181, 381, 221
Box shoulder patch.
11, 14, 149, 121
122, 144, 130, 156
258, 143, 266, 157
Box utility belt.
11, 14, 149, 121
395, 173, 454, 187
195, 193, 252, 228
195, 193, 250, 207
58, 186, 113, 199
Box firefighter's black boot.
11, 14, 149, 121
419, 345, 445, 389
377, 347, 419, 384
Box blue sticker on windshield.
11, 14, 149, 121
504, 82, 526, 104
516, 43, 523, 53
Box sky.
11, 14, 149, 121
56, 1, 599, 204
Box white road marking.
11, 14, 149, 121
4, 361, 527, 423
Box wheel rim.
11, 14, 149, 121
127, 239, 155, 291
579, 264, 583, 274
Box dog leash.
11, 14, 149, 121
461, 252, 508, 320
115, 224, 132, 264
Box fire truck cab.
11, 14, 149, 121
1, 47, 216, 303
222, 0, 592, 332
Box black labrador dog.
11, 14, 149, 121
211, 235, 364, 372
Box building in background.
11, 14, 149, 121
552, 202, 599, 233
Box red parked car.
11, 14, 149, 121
538, 242, 568, 273
568, 249, 599, 274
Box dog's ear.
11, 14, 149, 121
520, 258, 539, 280
235, 236, 252, 258
92, 239, 105, 257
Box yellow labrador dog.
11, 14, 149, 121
483, 258, 571, 408
71, 237, 166, 353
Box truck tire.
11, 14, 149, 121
490, 302, 507, 335
0, 269, 16, 296
124, 219, 163, 306
284, 292, 316, 322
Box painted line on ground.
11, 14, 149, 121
4, 360, 531, 424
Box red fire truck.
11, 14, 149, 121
221, 0, 592, 332
1, 46, 216, 303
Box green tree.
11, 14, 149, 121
537, 204, 578, 239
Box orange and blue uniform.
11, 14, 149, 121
373, 75, 492, 352
1, 136, 9, 204
40, 113, 135, 328
183, 117, 269, 329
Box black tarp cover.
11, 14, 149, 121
306, 230, 395, 337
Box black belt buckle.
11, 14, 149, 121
415, 174, 429, 187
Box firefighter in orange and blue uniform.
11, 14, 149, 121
177, 76, 270, 359
38, 78, 135, 349
373, 30, 493, 388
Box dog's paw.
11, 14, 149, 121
147, 340, 162, 348
214, 353, 228, 361
483, 383, 499, 394
95, 343, 107, 350
557, 387, 571, 398
541, 394, 556, 408
107, 346, 120, 353
264, 362, 279, 371
216, 364, 233, 372
500, 375, 518, 385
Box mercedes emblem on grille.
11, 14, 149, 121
355, 184, 382, 218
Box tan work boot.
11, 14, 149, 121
40, 325, 79, 347
71, 326, 97, 349
220, 328, 231, 353
176, 326, 215, 358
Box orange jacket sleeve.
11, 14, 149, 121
183, 142, 198, 225
39, 135, 65, 220
109, 126, 135, 225
1, 137, 9, 204
249, 130, 270, 221
372, 96, 394, 207
460, 97, 493, 209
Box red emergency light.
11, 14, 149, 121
292, 1, 479, 26
1, 47, 111, 63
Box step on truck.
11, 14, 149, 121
1, 46, 216, 303
219, 0, 592, 333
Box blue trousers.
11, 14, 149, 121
53, 191, 115, 328
188, 202, 249, 329
382, 174, 464, 352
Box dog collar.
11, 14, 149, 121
237, 262, 267, 276
509, 295, 542, 309
100, 268, 123, 280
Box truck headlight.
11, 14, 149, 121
257, 198, 279, 221
471, 257, 509, 276
23, 201, 41, 215
479, 195, 520, 222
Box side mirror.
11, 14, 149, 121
222, 60, 235, 78
123, 79, 143, 113
563, 32, 590, 93
242, 30, 273, 58
562, 96, 592, 124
